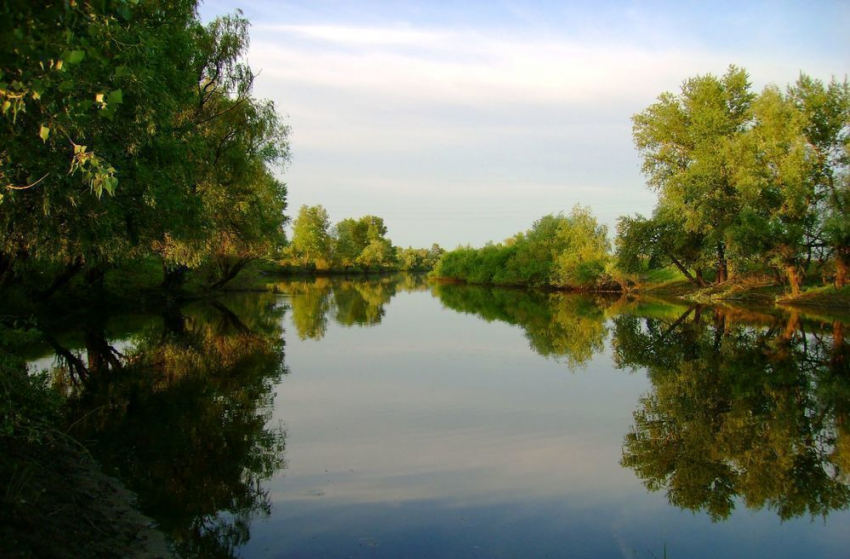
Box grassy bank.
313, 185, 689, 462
630, 266, 850, 309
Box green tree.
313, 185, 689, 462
788, 76, 850, 287
549, 206, 610, 289
632, 65, 755, 283
289, 205, 333, 269
616, 208, 708, 287
728, 85, 815, 295
333, 215, 391, 269
616, 308, 850, 521
0, 2, 289, 294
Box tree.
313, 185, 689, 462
788, 76, 850, 287
549, 205, 610, 289
728, 85, 815, 295
616, 209, 708, 287
0, 2, 290, 293
333, 215, 389, 269
1, 0, 201, 287
290, 205, 332, 269
616, 308, 850, 520
632, 65, 755, 283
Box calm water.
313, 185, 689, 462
28, 275, 850, 558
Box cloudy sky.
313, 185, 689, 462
198, 0, 848, 248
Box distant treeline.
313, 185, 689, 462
433, 206, 612, 290
434, 67, 849, 295
281, 204, 444, 273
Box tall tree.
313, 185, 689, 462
789, 76, 850, 287
632, 65, 755, 283
729, 85, 815, 295
290, 205, 332, 269
0, 2, 290, 293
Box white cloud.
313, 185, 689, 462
244, 22, 847, 247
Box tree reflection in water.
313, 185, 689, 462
276, 274, 429, 340
433, 283, 612, 368
35, 278, 850, 546
49, 294, 287, 558
615, 305, 850, 521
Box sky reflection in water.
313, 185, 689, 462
30, 275, 849, 558
242, 277, 850, 559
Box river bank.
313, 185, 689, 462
1, 436, 176, 559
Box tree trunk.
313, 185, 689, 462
85, 264, 106, 290
209, 257, 252, 290
85, 327, 123, 376
162, 263, 188, 290
41, 257, 84, 298
669, 255, 705, 287
43, 332, 89, 383
716, 242, 727, 284
833, 320, 846, 373
782, 311, 800, 341
835, 247, 849, 289
0, 251, 13, 287
712, 309, 726, 352
785, 264, 802, 297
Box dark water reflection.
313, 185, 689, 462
38, 295, 288, 558
20, 275, 850, 557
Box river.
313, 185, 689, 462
25, 274, 850, 558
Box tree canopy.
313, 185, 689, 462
0, 0, 289, 292
622, 66, 849, 293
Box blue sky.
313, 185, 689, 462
199, 0, 849, 248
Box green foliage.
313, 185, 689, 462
289, 205, 333, 269
622, 67, 850, 292
285, 208, 427, 273
433, 206, 611, 289
433, 283, 611, 368
270, 275, 426, 339
0, 325, 62, 442
397, 244, 444, 272
0, 1, 290, 293
616, 309, 850, 521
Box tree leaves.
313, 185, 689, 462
65, 50, 85, 64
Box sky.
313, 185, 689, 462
198, 0, 849, 249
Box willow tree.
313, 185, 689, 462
1, 0, 201, 288
729, 85, 815, 295
333, 215, 391, 269
616, 208, 708, 287
0, 2, 289, 293
789, 76, 850, 287
632, 66, 755, 283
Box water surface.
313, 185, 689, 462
30, 275, 850, 558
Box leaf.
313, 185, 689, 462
107, 89, 123, 104
39, 124, 50, 142
104, 176, 118, 195
67, 50, 86, 64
